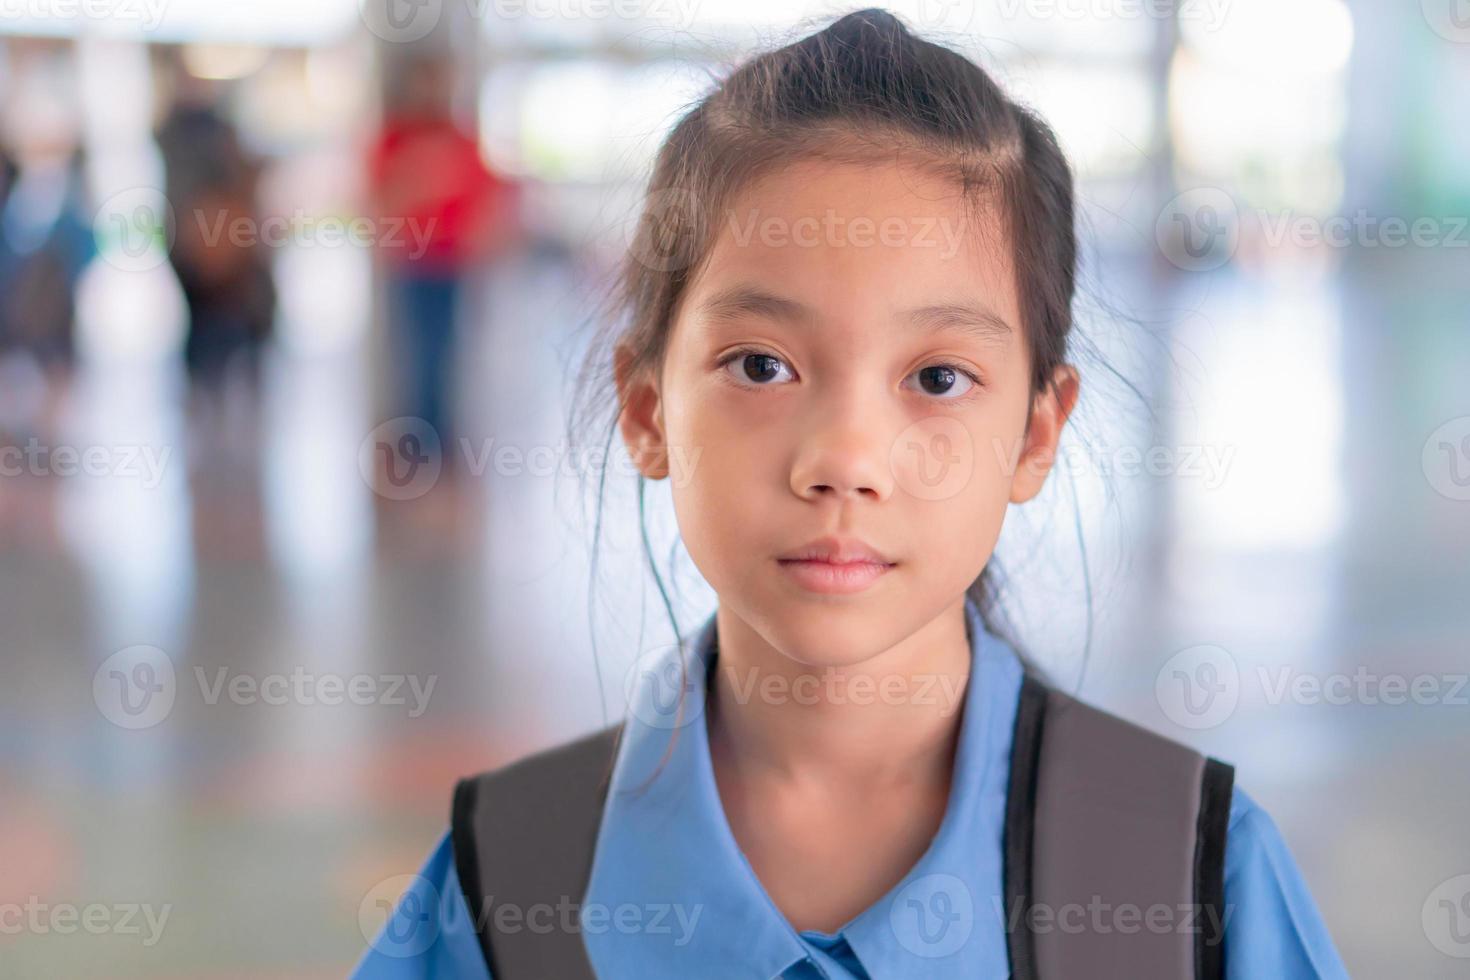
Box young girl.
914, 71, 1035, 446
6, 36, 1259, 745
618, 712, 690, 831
355, 10, 1347, 978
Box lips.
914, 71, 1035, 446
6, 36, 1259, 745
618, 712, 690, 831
776, 536, 895, 595
777, 535, 894, 565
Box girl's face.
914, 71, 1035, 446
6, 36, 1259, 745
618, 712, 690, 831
619, 158, 1076, 668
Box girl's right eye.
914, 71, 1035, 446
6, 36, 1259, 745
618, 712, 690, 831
721, 350, 795, 386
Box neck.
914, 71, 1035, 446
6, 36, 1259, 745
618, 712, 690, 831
705, 599, 973, 789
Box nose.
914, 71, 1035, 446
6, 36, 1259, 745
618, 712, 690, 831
788, 392, 895, 503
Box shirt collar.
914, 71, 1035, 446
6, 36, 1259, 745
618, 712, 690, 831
582, 597, 1023, 979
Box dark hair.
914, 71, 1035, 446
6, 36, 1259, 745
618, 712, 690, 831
571, 8, 1085, 710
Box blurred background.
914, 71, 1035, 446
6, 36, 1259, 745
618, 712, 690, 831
0, 0, 1466, 975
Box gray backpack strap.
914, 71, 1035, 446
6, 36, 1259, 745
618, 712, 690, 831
451, 722, 624, 980
1004, 674, 1233, 979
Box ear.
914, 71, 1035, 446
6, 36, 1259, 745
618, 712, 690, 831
1009, 363, 1080, 504
614, 345, 669, 480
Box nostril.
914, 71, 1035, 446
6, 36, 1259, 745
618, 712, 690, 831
808, 483, 878, 498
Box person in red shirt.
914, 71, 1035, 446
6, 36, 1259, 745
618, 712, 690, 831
366, 55, 514, 464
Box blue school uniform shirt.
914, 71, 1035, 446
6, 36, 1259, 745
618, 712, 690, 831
354, 599, 1349, 979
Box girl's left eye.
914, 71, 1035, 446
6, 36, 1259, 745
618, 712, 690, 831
721, 350, 796, 386
904, 363, 979, 399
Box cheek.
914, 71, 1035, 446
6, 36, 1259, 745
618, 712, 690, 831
662, 381, 782, 578
890, 406, 1027, 580
906, 459, 1008, 579
663, 356, 804, 474
886, 399, 1026, 500
666, 380, 777, 483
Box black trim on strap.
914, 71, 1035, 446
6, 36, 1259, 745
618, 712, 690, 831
1002, 672, 1048, 980
1193, 757, 1235, 980
450, 724, 624, 979
451, 775, 497, 972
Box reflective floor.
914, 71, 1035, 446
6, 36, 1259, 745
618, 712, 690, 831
2, 238, 1468, 977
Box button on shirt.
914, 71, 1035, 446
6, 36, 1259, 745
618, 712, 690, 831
354, 599, 1349, 978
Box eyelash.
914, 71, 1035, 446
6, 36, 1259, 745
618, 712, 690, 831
715, 346, 792, 383
715, 346, 985, 398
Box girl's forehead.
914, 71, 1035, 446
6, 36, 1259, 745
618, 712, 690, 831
688, 159, 1020, 327
727, 156, 972, 217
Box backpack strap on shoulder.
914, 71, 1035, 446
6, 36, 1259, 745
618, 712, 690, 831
451, 722, 624, 980
1004, 673, 1234, 980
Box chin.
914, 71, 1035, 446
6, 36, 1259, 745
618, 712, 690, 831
749, 590, 911, 669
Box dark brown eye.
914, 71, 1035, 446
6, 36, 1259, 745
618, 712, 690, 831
724, 351, 794, 385
744, 354, 782, 382
905, 363, 976, 399
918, 365, 956, 393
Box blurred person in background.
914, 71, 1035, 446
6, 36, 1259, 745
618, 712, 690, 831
0, 78, 95, 426
156, 53, 277, 395
0, 63, 96, 543
366, 52, 516, 492
155, 49, 276, 556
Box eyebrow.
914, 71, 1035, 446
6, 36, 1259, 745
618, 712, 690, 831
897, 302, 1014, 347
694, 285, 815, 327
693, 284, 1014, 346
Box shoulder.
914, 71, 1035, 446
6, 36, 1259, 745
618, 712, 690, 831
1027, 688, 1348, 976
1222, 786, 1317, 888
351, 830, 492, 979
1221, 786, 1350, 979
